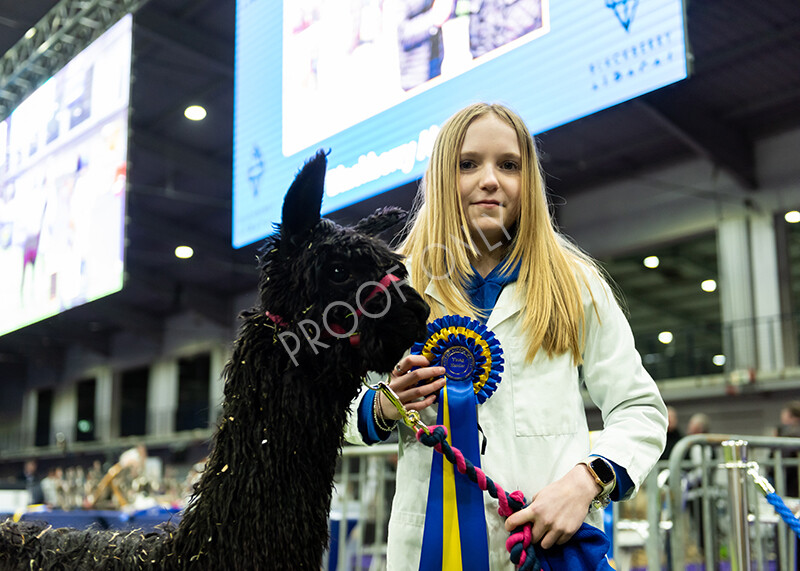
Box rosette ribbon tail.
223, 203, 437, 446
414, 314, 503, 570
420, 378, 489, 570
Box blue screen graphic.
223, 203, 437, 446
233, 0, 688, 248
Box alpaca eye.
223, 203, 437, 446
330, 263, 350, 284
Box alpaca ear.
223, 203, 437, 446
352, 206, 407, 236
281, 149, 327, 251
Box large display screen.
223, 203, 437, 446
0, 15, 132, 336
233, 0, 688, 248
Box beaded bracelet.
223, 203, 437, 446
373, 391, 396, 433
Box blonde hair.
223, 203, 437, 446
399, 102, 601, 364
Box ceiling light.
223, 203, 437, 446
24, 28, 37, 39
701, 279, 717, 292
785, 210, 800, 223
175, 245, 194, 259
184, 105, 207, 121
658, 331, 673, 345
712, 354, 726, 366
643, 255, 659, 269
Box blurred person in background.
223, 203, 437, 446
19, 459, 44, 505
777, 401, 800, 497
660, 405, 682, 461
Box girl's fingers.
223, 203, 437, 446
391, 354, 433, 378
397, 376, 444, 400
405, 385, 444, 412
400, 378, 445, 409
391, 366, 445, 391
395, 354, 431, 372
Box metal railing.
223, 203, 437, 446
663, 434, 800, 571
634, 312, 800, 381
3, 427, 799, 569
327, 443, 397, 571
328, 435, 800, 571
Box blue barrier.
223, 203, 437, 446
2, 507, 182, 531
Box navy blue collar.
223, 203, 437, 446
465, 260, 521, 323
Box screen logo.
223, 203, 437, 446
606, 0, 639, 31
248, 145, 264, 197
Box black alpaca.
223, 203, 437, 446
0, 150, 429, 570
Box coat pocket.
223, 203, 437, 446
507, 343, 581, 436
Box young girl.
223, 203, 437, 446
345, 102, 667, 570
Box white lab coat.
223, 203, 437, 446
345, 267, 667, 570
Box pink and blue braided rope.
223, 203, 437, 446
417, 425, 540, 570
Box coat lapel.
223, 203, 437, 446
424, 280, 445, 308
486, 282, 524, 330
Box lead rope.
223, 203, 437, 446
748, 465, 800, 537
366, 380, 540, 570
416, 425, 540, 570
765, 493, 800, 536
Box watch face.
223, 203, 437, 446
590, 458, 615, 485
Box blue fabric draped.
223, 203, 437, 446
465, 261, 521, 324
537, 523, 616, 571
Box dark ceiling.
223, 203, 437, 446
1, 0, 800, 374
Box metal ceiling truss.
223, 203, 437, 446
0, 0, 151, 121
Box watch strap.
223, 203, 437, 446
579, 456, 616, 510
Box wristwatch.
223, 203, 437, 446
579, 456, 616, 510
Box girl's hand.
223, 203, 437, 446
503, 464, 600, 549
378, 354, 446, 421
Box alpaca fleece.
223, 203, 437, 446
0, 150, 429, 570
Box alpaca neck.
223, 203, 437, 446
174, 347, 361, 570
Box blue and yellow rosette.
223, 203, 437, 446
412, 315, 504, 571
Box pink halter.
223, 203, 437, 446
265, 273, 401, 347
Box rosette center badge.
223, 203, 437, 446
441, 346, 475, 381
410, 315, 504, 404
